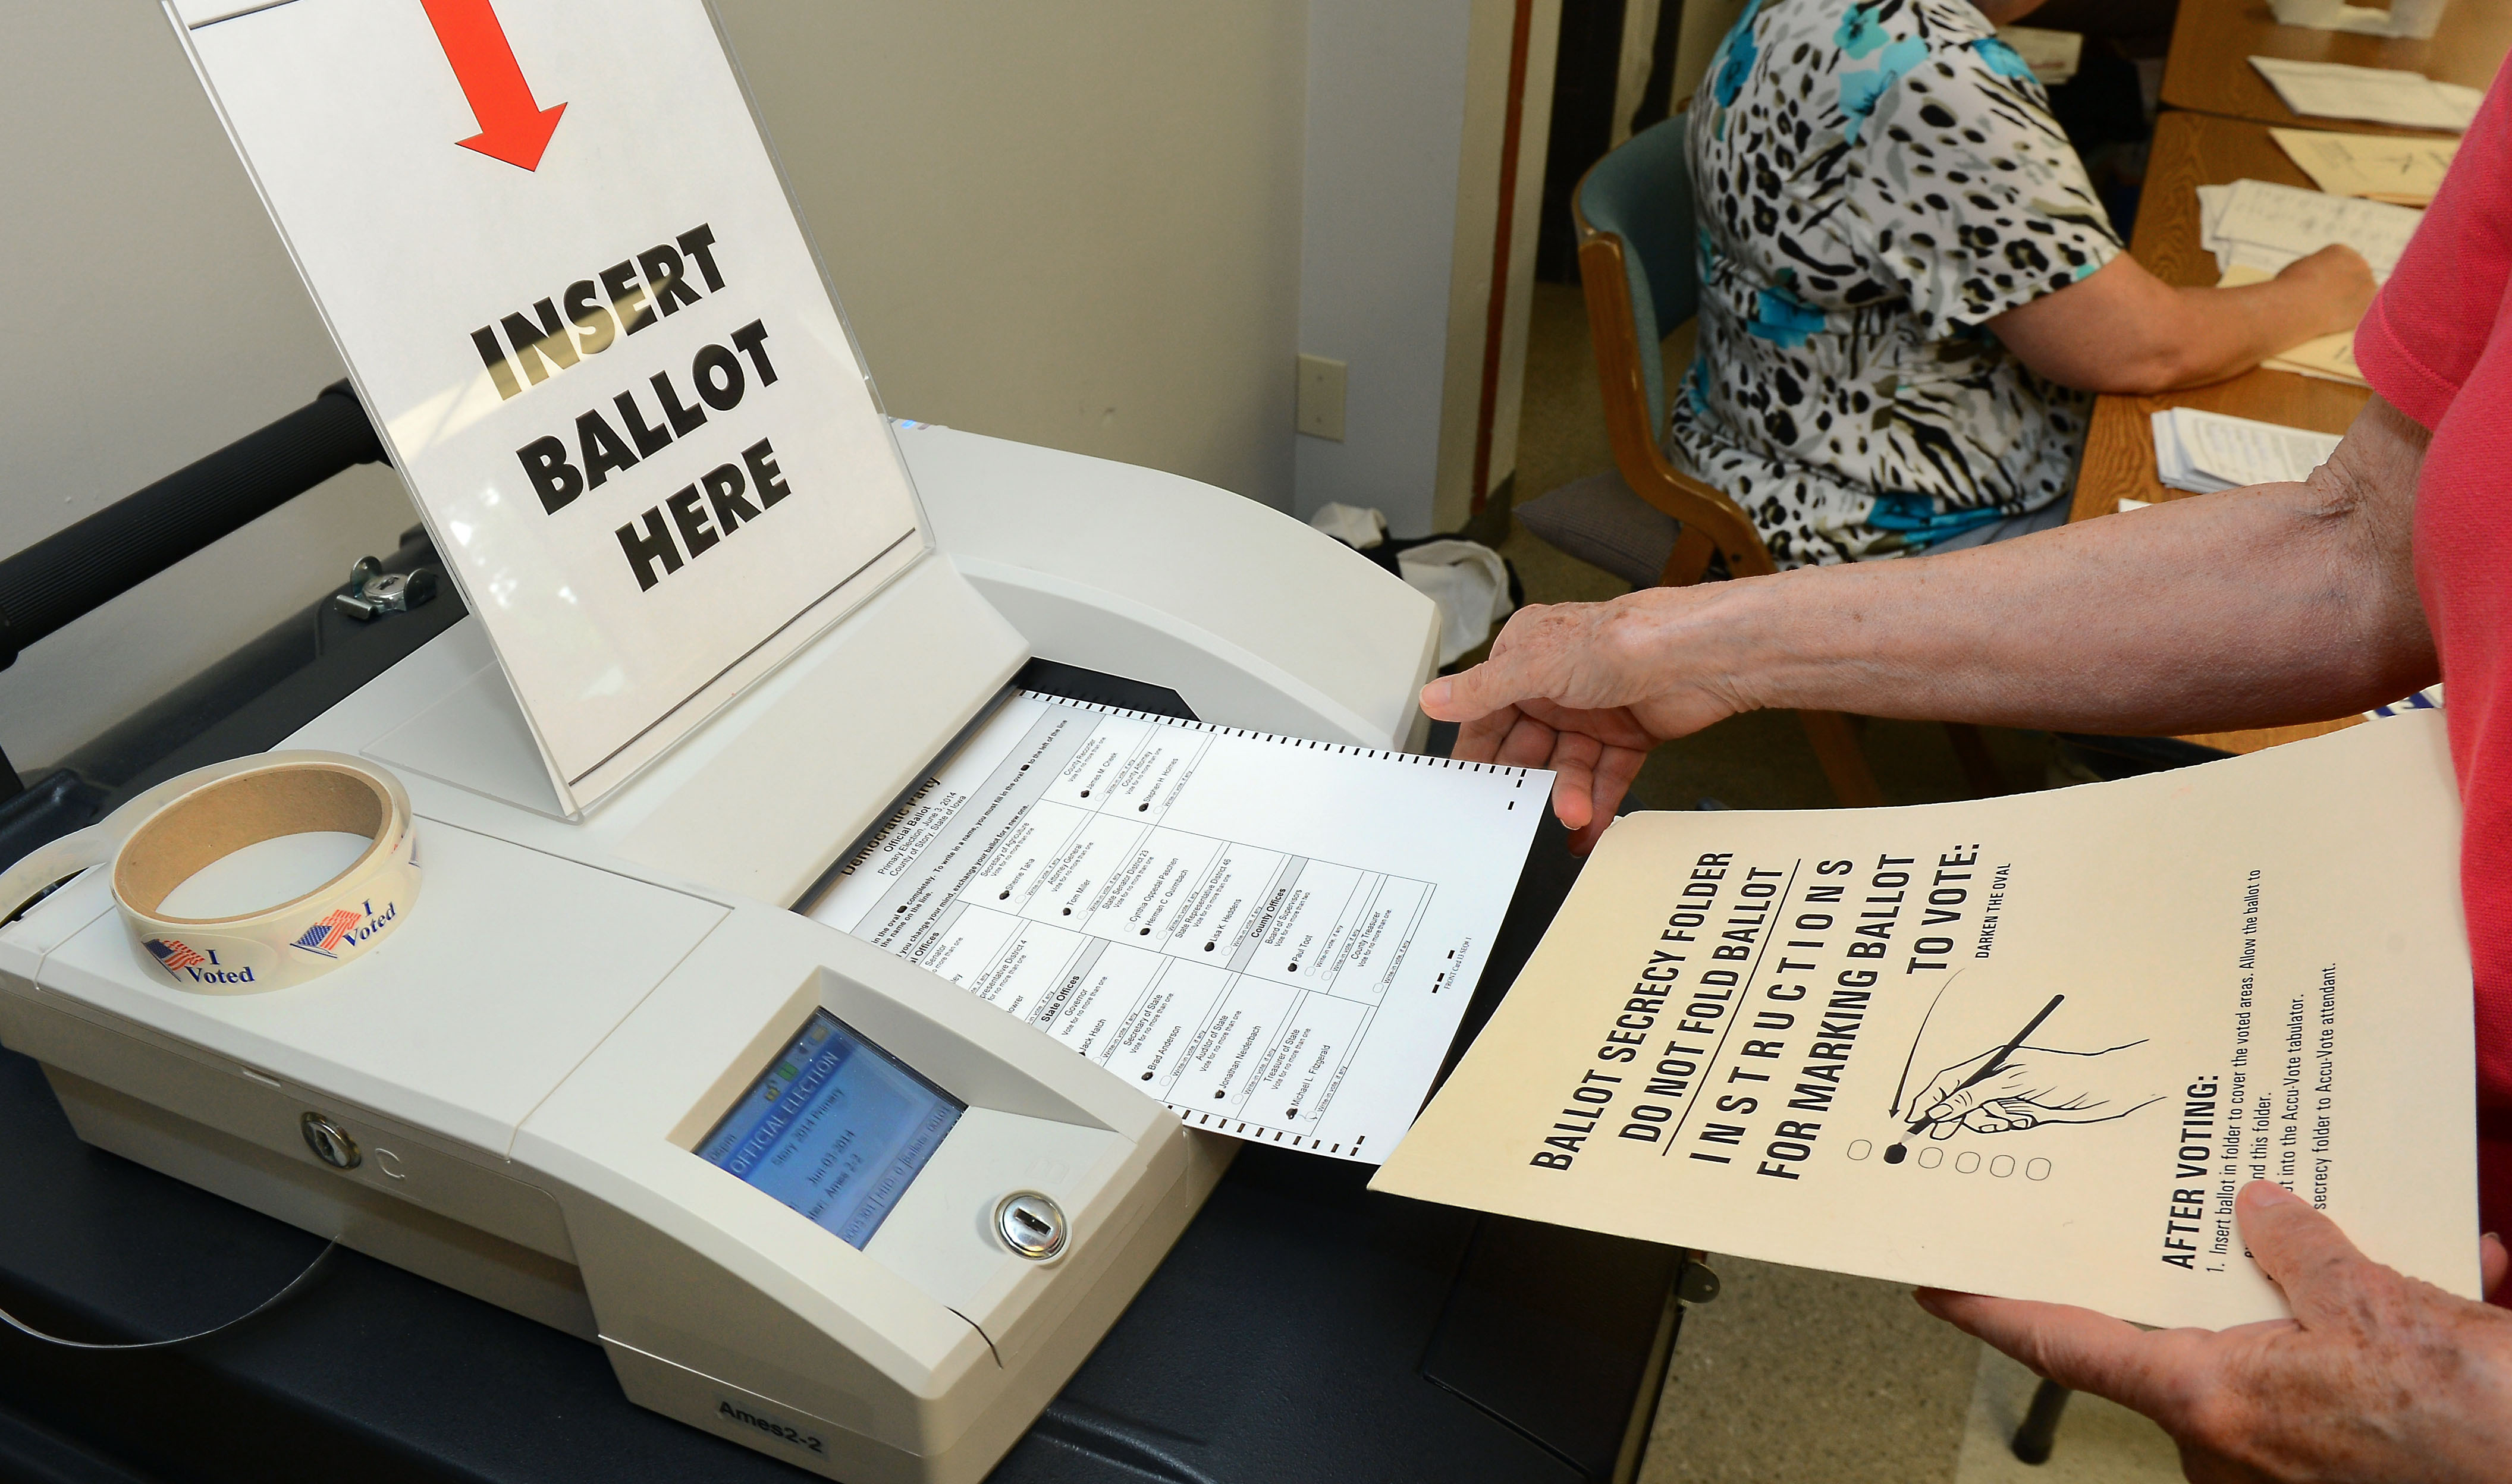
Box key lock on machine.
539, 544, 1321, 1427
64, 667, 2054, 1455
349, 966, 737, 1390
300, 1112, 360, 1171
996, 1193, 1067, 1260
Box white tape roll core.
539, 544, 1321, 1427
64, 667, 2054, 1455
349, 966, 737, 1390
0, 752, 419, 993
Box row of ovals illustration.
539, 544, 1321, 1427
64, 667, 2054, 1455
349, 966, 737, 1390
1846, 1141, 2051, 1180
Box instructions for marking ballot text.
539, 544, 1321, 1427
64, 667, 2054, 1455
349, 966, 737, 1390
1371, 713, 2475, 1329
812, 694, 1546, 1162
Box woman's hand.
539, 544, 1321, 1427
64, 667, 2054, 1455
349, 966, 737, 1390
1921, 1183, 2512, 1483
1422, 591, 1742, 851
2272, 243, 2378, 341
1990, 248, 2380, 394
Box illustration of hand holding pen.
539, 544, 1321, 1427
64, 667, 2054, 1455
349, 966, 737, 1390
1877, 988, 2171, 1164
1880, 993, 2165, 1165
1909, 992, 2162, 1142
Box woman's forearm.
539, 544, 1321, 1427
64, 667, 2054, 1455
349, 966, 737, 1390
1993, 248, 2376, 394
2143, 269, 2368, 391
1666, 399, 2434, 734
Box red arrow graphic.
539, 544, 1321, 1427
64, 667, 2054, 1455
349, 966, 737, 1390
419, 0, 566, 172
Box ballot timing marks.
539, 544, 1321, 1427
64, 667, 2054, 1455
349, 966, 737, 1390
472, 222, 800, 593
0, 753, 420, 995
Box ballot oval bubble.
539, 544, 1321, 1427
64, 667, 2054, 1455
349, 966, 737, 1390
1955, 1151, 1982, 1174
1917, 1146, 1943, 1169
2026, 1158, 2052, 1181
1990, 1155, 2016, 1178
1847, 1140, 1872, 1161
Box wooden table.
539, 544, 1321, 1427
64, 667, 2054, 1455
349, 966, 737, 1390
2069, 109, 2369, 754
2070, 111, 2370, 523
2161, 0, 2511, 131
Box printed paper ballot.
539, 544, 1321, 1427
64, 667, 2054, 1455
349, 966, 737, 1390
2152, 407, 2344, 493
811, 693, 1546, 1162
2270, 128, 2458, 205
1371, 715, 2475, 1331
2195, 178, 2422, 281
2248, 56, 2482, 131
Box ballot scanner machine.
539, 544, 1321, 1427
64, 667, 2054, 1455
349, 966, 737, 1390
0, 393, 1462, 1484
0, 1, 1458, 1477
0, 416, 1693, 1483
0, 3, 1693, 1479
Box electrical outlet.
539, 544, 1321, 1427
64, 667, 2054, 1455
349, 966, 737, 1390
1296, 354, 1347, 441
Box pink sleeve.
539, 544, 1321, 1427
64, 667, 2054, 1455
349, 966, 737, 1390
2355, 59, 2512, 431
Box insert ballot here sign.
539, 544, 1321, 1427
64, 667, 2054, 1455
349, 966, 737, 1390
172, 0, 925, 811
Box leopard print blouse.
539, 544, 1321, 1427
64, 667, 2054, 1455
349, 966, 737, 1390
1671, 0, 2121, 567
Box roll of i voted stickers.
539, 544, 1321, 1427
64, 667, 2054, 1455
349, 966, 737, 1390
0, 752, 419, 993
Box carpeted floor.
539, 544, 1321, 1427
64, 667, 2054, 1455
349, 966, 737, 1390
1493, 280, 2184, 1484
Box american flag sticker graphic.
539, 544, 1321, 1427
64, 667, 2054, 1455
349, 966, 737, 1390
146, 938, 206, 973
291, 907, 364, 956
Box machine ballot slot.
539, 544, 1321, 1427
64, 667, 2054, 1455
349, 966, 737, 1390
694, 1009, 964, 1250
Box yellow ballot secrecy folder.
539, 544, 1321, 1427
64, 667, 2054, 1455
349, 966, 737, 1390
1372, 712, 2478, 1330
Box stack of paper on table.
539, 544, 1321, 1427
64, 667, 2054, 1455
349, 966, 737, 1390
1369, 715, 2476, 1331
2195, 178, 2422, 280
2153, 407, 2344, 493
2269, 0, 2434, 35
2249, 56, 2482, 131
2191, 178, 2417, 387
2271, 128, 2458, 205
1995, 25, 2083, 85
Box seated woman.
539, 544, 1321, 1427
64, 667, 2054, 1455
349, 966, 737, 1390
1676, 0, 2373, 565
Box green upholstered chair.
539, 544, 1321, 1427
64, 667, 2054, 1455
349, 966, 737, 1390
1519, 111, 2007, 805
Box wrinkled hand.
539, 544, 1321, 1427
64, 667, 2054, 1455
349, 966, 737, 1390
1421, 594, 1739, 852
1912, 1043, 2136, 1138
2275, 243, 2377, 341
1920, 1182, 2512, 1483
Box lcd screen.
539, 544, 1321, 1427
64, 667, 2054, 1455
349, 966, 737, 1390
696, 1010, 963, 1249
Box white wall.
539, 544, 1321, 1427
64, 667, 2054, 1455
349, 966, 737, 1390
1292, 2, 1476, 536
1675, 0, 1754, 112
0, 1, 1312, 775
1612, 0, 1665, 149
717, 1, 1308, 513
0, 1, 1530, 772
1434, 0, 1559, 535
0, 1, 417, 774
1293, 0, 1556, 537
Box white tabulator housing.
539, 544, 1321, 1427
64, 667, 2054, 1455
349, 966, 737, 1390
0, 426, 1441, 1482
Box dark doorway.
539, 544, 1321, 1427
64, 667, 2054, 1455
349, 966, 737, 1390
1534, 0, 1684, 284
